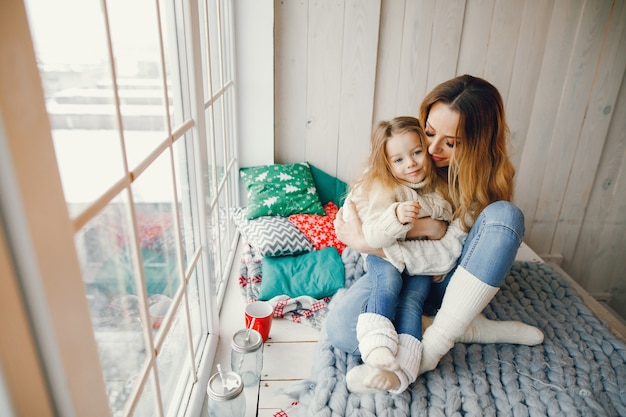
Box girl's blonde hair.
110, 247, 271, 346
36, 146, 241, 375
419, 74, 515, 231
351, 116, 445, 198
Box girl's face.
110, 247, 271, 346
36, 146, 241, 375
424, 102, 461, 168
385, 131, 427, 183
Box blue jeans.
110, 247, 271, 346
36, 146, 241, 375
327, 201, 525, 355
365, 254, 431, 338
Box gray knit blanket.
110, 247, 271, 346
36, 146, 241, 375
286, 260, 626, 417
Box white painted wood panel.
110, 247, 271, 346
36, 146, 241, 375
335, 0, 381, 183
373, 0, 408, 122
483, 0, 525, 104
573, 72, 626, 293
274, 0, 308, 164
426, 0, 465, 92
528, 0, 613, 254
514, 0, 585, 246
272, 0, 626, 320
506, 0, 554, 171
456, 0, 494, 77
304, 1, 345, 176
393, 0, 436, 119
553, 0, 626, 265
261, 341, 318, 380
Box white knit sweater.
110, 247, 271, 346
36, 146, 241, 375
347, 180, 467, 276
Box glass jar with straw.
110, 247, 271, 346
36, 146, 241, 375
230, 320, 264, 387
207, 364, 245, 417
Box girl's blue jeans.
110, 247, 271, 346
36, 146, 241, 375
327, 201, 525, 355
365, 254, 431, 339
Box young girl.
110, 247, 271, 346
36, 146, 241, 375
346, 116, 467, 394
329, 75, 544, 395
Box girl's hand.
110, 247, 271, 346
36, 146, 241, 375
406, 217, 448, 240
396, 201, 421, 224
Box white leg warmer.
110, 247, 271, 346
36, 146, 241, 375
346, 334, 423, 395
419, 266, 499, 375
356, 313, 398, 365
387, 333, 422, 395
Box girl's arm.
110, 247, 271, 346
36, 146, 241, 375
334, 200, 448, 253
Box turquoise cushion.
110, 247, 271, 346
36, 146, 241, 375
259, 247, 345, 300
308, 163, 349, 207
240, 162, 326, 219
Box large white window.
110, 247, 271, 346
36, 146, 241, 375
17, 0, 239, 416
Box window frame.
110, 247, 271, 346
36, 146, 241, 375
0, 0, 245, 416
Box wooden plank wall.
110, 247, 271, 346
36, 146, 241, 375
273, 0, 626, 319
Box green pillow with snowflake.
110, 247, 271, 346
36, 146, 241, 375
240, 162, 326, 220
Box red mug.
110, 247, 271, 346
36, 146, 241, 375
244, 301, 273, 341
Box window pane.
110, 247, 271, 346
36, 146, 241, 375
76, 196, 147, 416
224, 89, 237, 165
187, 266, 204, 355
106, 0, 170, 169
221, 0, 234, 83
207, 0, 222, 93
132, 151, 181, 299
131, 372, 158, 417
213, 97, 226, 185
157, 300, 192, 415
25, 0, 126, 208
174, 135, 197, 271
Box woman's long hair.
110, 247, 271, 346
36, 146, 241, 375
351, 116, 445, 197
419, 75, 515, 230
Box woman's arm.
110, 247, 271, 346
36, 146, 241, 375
405, 217, 448, 240
334, 200, 448, 253
334, 201, 384, 255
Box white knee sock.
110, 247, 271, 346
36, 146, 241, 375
356, 313, 399, 371
458, 313, 544, 345
419, 266, 499, 375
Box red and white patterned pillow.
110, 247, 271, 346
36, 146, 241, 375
288, 202, 347, 255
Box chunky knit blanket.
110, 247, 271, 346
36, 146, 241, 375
285, 261, 626, 417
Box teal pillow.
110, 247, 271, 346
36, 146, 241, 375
308, 163, 349, 207
259, 247, 345, 300
240, 162, 326, 220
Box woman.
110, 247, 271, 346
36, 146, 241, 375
328, 75, 544, 394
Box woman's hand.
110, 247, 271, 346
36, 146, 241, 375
405, 217, 448, 240
334, 200, 384, 255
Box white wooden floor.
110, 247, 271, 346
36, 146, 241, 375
203, 240, 626, 416
203, 239, 322, 416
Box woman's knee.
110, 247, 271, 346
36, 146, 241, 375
481, 201, 525, 238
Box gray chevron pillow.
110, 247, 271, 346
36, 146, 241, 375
232, 207, 314, 256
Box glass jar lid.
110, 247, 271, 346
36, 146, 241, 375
231, 328, 262, 353
207, 370, 243, 400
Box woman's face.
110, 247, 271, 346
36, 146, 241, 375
424, 102, 460, 168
